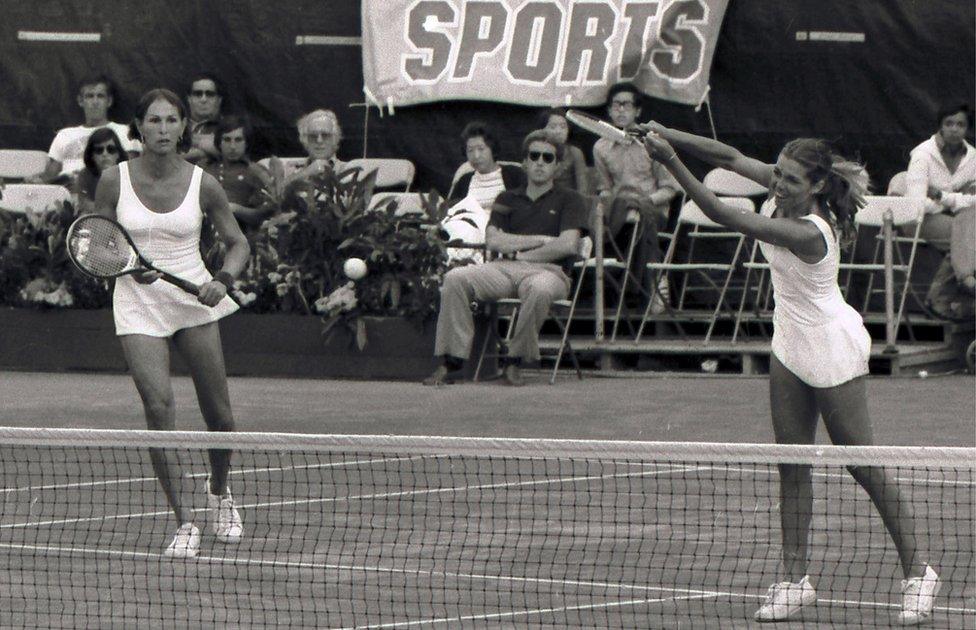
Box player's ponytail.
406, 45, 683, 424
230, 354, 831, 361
782, 138, 868, 248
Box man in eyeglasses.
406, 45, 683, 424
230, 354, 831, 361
593, 82, 678, 312
424, 129, 590, 387
184, 73, 224, 164
283, 109, 348, 186
28, 74, 141, 183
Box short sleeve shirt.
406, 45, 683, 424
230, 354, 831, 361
203, 159, 269, 205
48, 122, 141, 176
490, 185, 590, 264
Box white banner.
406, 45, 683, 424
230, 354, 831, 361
362, 0, 729, 108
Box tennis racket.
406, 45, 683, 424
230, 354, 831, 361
566, 109, 637, 144
66, 214, 201, 296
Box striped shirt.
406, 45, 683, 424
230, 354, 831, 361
467, 167, 507, 210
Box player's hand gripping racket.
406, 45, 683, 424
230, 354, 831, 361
565, 109, 638, 144
66, 214, 201, 296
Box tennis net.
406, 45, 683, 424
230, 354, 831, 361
0, 428, 972, 629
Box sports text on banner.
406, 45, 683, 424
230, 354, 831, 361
362, 0, 730, 107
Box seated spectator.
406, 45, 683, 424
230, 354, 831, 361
183, 73, 224, 164
29, 74, 140, 183
906, 103, 975, 248
73, 127, 128, 214
424, 129, 589, 387
539, 107, 591, 195
905, 104, 975, 318
283, 109, 348, 186
449, 121, 525, 208
202, 114, 273, 231
593, 82, 678, 310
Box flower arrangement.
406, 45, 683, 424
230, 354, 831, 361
245, 165, 452, 348
0, 165, 455, 351
0, 200, 110, 309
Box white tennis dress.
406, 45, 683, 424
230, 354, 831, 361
758, 199, 871, 387
113, 162, 238, 337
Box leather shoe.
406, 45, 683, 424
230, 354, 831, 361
502, 363, 525, 387
422, 365, 451, 386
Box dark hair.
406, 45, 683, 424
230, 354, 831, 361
935, 103, 973, 130
129, 88, 193, 153
537, 107, 569, 129
780, 138, 869, 248
213, 114, 254, 155
187, 72, 224, 98
460, 121, 500, 160
605, 82, 644, 110
77, 74, 116, 102
521, 129, 564, 161
82, 127, 128, 174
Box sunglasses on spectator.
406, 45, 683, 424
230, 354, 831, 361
526, 150, 556, 164
305, 131, 334, 141
92, 145, 118, 155
190, 90, 218, 98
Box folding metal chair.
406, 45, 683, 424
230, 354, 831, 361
703, 167, 769, 198
548, 236, 594, 383
731, 238, 773, 342
473, 237, 592, 383
635, 197, 753, 344
345, 158, 416, 191
0, 184, 71, 213
0, 150, 49, 181
369, 192, 425, 216
840, 196, 928, 335
886, 171, 908, 196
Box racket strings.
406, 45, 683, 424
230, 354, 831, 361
68, 218, 136, 277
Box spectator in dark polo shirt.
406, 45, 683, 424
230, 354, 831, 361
203, 114, 273, 231
424, 129, 590, 387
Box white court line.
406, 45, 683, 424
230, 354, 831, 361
4, 456, 968, 497
1, 540, 972, 620
0, 455, 422, 495
339, 593, 719, 630
0, 463, 705, 529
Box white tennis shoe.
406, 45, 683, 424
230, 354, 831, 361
754, 575, 817, 621
208, 491, 244, 543
898, 565, 940, 625
163, 523, 200, 559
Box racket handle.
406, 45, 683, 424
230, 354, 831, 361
160, 273, 200, 296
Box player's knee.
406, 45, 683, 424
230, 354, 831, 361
207, 413, 235, 433
142, 394, 175, 424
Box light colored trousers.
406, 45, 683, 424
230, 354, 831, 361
434, 260, 570, 362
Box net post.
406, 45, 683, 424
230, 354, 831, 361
882, 209, 897, 353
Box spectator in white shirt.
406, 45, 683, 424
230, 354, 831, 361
906, 103, 975, 316
29, 74, 141, 183
905, 103, 975, 249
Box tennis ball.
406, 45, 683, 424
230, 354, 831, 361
343, 258, 368, 281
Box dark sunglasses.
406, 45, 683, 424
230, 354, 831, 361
526, 150, 556, 164
92, 145, 118, 155
190, 90, 218, 98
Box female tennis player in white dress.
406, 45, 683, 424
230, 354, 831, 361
640, 126, 939, 626
94, 88, 250, 559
